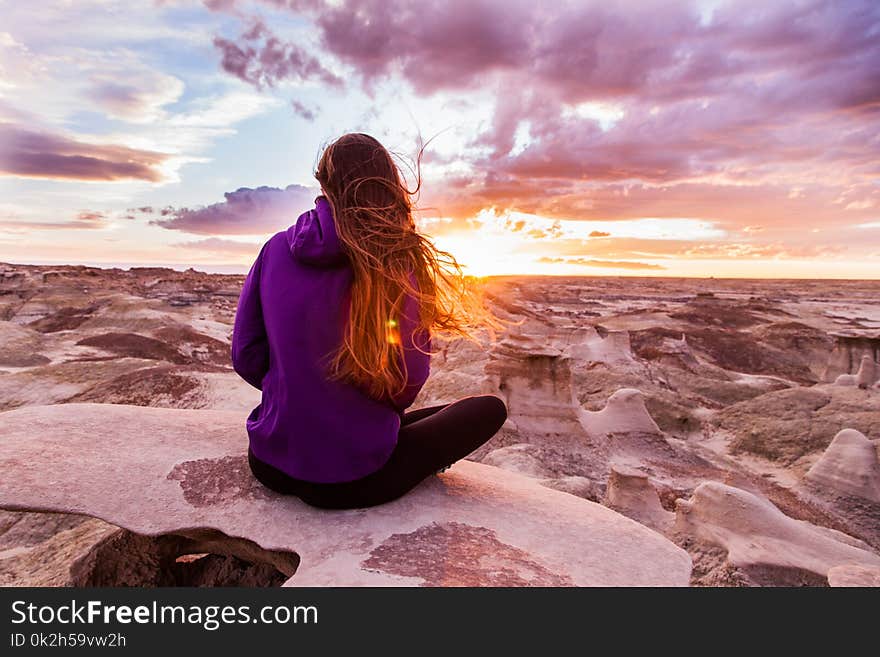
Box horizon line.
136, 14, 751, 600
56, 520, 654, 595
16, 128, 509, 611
3, 260, 879, 282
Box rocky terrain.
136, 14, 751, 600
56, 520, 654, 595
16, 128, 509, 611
1, 262, 878, 586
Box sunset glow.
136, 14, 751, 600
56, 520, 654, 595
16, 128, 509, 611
1, 0, 878, 278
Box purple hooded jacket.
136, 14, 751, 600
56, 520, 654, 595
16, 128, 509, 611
231, 195, 431, 483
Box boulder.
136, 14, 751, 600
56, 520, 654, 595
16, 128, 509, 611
0, 403, 692, 587
834, 373, 857, 386
675, 481, 880, 585
577, 388, 662, 438
539, 476, 603, 503
603, 466, 673, 533
804, 429, 880, 502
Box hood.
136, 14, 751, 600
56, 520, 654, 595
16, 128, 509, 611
286, 195, 347, 267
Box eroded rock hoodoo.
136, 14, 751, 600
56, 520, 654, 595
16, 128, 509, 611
856, 355, 878, 389
804, 429, 880, 503
603, 466, 672, 532
674, 481, 880, 586
577, 388, 662, 439
823, 332, 880, 383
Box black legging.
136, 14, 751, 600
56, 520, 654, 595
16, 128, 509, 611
247, 395, 508, 509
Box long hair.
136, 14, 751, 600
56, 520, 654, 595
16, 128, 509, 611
315, 132, 495, 400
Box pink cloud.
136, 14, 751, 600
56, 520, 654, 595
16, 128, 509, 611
420, 178, 877, 234
291, 99, 317, 121
0, 210, 109, 231
0, 123, 169, 182
538, 256, 665, 270
210, 1, 877, 197
152, 183, 318, 235
201, 0, 878, 258
213, 18, 342, 90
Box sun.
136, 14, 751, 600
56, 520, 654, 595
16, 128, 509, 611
428, 231, 544, 277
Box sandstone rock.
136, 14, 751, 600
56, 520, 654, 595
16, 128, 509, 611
856, 355, 877, 389
0, 511, 93, 550
0, 517, 117, 586
481, 444, 554, 478
75, 332, 189, 364
25, 302, 108, 333
750, 321, 835, 380
0, 403, 692, 587
603, 466, 673, 532
476, 442, 602, 481
716, 384, 880, 463
577, 388, 662, 439
5, 266, 878, 587
827, 564, 880, 587
414, 337, 494, 408
681, 327, 817, 384
653, 333, 700, 370
564, 327, 639, 369
675, 481, 880, 585
0, 322, 48, 367
538, 476, 603, 503
804, 429, 880, 502
834, 373, 857, 386
823, 331, 880, 382
669, 296, 765, 329
484, 332, 586, 445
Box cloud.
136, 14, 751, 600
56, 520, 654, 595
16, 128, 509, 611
421, 178, 877, 233
532, 236, 845, 261
589, 230, 610, 238
0, 123, 170, 182
204, 0, 879, 245
291, 99, 316, 121
0, 24, 281, 185
213, 18, 342, 90
253, 0, 878, 114
679, 242, 846, 259
538, 256, 665, 270
0, 210, 109, 231
152, 183, 319, 234
87, 70, 185, 123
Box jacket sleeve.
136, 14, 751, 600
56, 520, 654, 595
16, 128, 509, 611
231, 241, 270, 390
389, 282, 432, 412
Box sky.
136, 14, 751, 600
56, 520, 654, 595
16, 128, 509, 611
0, 0, 878, 278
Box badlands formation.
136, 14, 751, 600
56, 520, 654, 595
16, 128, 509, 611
0, 263, 879, 586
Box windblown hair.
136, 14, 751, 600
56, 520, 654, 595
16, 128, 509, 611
315, 132, 496, 400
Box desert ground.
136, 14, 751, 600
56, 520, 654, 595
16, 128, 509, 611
1, 262, 878, 586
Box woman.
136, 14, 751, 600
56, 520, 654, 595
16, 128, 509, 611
232, 132, 507, 509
